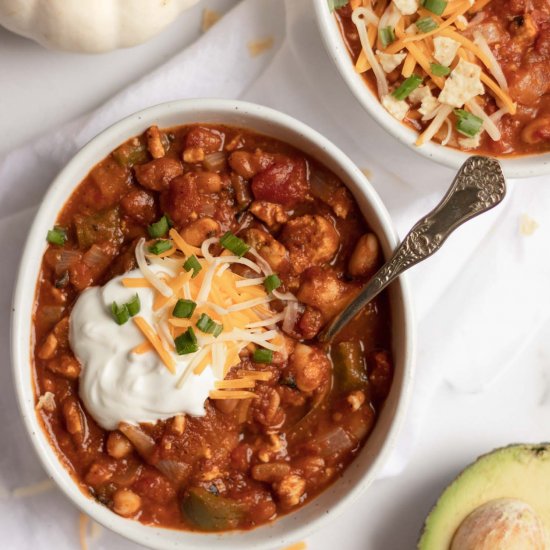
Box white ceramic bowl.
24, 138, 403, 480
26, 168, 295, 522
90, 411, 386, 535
11, 99, 414, 550
313, 0, 550, 179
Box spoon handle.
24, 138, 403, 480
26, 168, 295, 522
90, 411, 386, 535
321, 156, 506, 342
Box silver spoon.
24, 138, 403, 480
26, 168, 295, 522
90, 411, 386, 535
320, 155, 506, 342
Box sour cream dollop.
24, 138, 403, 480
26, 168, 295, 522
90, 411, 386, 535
70, 268, 215, 430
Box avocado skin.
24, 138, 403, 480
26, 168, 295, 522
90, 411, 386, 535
417, 443, 550, 550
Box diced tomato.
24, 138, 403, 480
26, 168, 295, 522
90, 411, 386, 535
161, 173, 201, 227
132, 469, 176, 503
251, 158, 309, 206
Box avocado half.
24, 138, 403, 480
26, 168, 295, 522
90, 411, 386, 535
417, 444, 550, 549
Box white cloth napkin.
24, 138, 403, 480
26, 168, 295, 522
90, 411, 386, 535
1, 0, 549, 548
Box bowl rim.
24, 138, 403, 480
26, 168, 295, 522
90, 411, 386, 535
312, 0, 550, 179
11, 98, 415, 549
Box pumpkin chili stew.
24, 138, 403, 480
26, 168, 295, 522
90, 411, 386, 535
333, 0, 550, 156
33, 123, 393, 532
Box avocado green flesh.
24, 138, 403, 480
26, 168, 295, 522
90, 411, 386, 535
418, 444, 550, 550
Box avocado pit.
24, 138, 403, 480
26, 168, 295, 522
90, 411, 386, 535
451, 498, 546, 550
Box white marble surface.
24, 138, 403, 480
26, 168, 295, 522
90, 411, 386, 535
1, 1, 549, 549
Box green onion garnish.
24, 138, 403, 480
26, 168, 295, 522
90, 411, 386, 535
422, 0, 447, 16
328, 0, 349, 12
253, 348, 273, 364
392, 74, 423, 100
173, 299, 197, 319
111, 302, 130, 325
379, 26, 396, 48
183, 255, 202, 278
416, 16, 438, 33
126, 294, 141, 317
264, 274, 281, 293
430, 62, 451, 76
196, 313, 223, 337
219, 231, 250, 257
174, 328, 199, 355
147, 214, 172, 238
148, 239, 172, 255
454, 109, 483, 137
47, 226, 67, 246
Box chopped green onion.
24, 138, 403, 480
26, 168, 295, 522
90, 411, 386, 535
253, 348, 273, 364
173, 299, 197, 319
430, 62, 451, 76
379, 26, 396, 48
175, 328, 199, 355
328, 0, 349, 11
111, 302, 130, 325
422, 0, 448, 16
183, 255, 202, 278
196, 313, 223, 337
392, 75, 423, 100
219, 231, 250, 257
126, 294, 141, 317
148, 239, 172, 255
264, 274, 281, 293
454, 109, 484, 137
147, 214, 172, 238
47, 226, 67, 246
211, 323, 223, 338
416, 16, 438, 33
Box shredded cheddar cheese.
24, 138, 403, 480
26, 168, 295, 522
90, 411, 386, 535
133, 316, 176, 374
215, 379, 257, 389
348, 0, 513, 149
209, 390, 258, 400
127, 230, 295, 400
122, 278, 152, 288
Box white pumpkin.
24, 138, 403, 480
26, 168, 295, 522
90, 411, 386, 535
0, 0, 200, 53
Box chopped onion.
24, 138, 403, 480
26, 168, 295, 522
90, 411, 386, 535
352, 8, 389, 98
473, 30, 508, 92
156, 460, 190, 484
315, 426, 354, 458
119, 423, 155, 458
82, 244, 110, 271
55, 249, 81, 276
466, 100, 501, 141
203, 151, 226, 172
